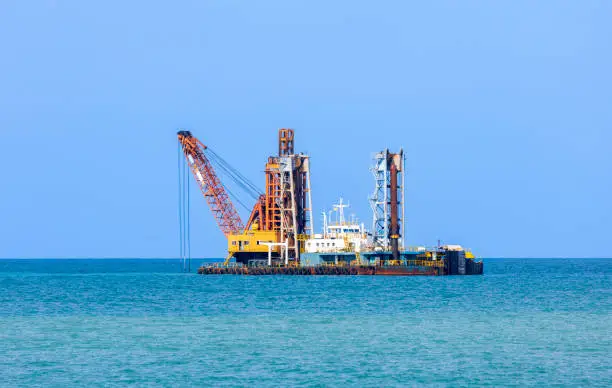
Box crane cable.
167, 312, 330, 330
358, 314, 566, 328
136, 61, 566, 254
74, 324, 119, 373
178, 142, 184, 271
221, 182, 252, 214
186, 155, 191, 272
208, 148, 261, 195
177, 143, 191, 272
206, 148, 262, 200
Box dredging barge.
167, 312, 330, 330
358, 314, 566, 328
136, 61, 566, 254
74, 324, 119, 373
197, 250, 483, 276
178, 129, 483, 276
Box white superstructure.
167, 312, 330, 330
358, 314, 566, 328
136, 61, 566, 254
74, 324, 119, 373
305, 198, 371, 253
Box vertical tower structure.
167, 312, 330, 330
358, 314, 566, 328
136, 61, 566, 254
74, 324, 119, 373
279, 129, 294, 156
264, 129, 313, 262
370, 149, 405, 257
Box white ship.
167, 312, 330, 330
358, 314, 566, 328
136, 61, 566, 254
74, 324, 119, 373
305, 198, 372, 254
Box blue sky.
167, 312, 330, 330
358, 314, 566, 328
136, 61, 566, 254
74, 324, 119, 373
0, 1, 610, 258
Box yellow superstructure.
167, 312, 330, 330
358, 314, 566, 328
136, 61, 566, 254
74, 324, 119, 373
227, 230, 279, 255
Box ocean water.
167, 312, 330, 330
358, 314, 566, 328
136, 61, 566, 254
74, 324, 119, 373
0, 258, 610, 387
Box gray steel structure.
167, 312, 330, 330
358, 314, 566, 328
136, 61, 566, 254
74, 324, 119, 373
369, 149, 405, 251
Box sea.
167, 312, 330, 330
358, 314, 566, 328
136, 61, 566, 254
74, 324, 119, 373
0, 258, 610, 387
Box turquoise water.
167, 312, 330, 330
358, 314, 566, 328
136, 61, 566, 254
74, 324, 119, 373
1, 258, 610, 386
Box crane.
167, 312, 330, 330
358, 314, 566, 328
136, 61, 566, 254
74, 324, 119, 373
177, 130, 245, 236
178, 129, 313, 267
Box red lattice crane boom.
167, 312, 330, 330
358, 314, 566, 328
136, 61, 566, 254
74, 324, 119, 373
177, 130, 245, 236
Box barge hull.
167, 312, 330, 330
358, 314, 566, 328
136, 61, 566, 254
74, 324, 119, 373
197, 265, 463, 276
